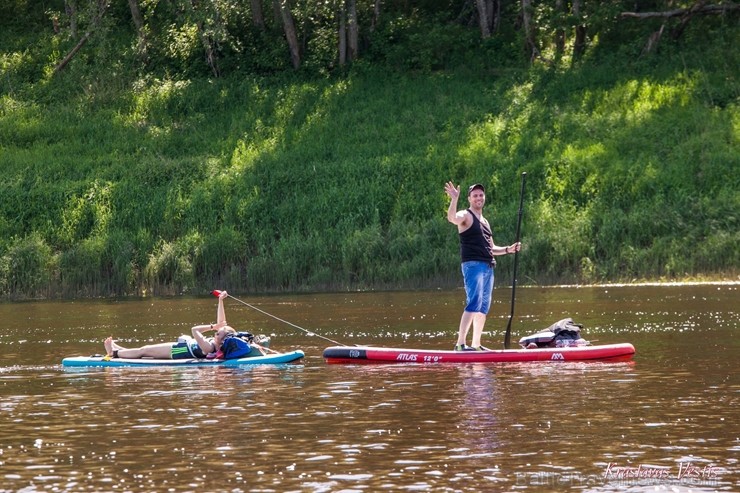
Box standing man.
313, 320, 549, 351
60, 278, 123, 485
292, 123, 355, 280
445, 181, 521, 351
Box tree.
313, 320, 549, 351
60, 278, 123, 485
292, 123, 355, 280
520, 0, 540, 61
127, 0, 148, 59
275, 0, 301, 69
190, 0, 221, 77
473, 0, 502, 39
65, 0, 78, 39
552, 0, 588, 60
620, 1, 740, 20
475, 0, 492, 38
251, 0, 265, 29
347, 0, 359, 61
370, 0, 381, 31
555, 0, 565, 54
339, 0, 359, 64
620, 1, 740, 54
572, 0, 586, 59
54, 0, 109, 75
339, 2, 347, 64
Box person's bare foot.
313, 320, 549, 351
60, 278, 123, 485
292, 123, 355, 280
104, 337, 114, 356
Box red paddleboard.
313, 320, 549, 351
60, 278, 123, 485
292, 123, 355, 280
323, 343, 635, 364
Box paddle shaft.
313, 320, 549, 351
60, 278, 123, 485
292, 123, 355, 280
503, 172, 526, 349
212, 290, 343, 346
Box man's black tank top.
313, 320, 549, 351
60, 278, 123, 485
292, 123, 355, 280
460, 209, 494, 264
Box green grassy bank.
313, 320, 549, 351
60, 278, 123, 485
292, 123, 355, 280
1, 9, 738, 299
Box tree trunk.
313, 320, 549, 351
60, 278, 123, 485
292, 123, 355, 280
128, 0, 144, 31
520, 0, 539, 61
54, 0, 108, 74
491, 0, 501, 33
618, 2, 740, 53
572, 0, 586, 59
191, 0, 220, 77
200, 29, 220, 76
621, 3, 739, 19
347, 0, 359, 61
54, 32, 90, 74
370, 0, 381, 31
65, 0, 78, 39
672, 0, 708, 39
643, 23, 665, 54
554, 0, 565, 56
275, 0, 301, 69
338, 3, 347, 65
127, 0, 148, 58
475, 0, 491, 38
251, 0, 265, 29
272, 0, 282, 24
486, 0, 494, 31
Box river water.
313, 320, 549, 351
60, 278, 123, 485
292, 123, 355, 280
0, 284, 737, 492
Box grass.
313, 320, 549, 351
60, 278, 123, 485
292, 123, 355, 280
0, 20, 738, 298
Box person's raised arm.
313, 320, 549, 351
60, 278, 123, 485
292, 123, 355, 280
445, 181, 468, 226
216, 290, 228, 325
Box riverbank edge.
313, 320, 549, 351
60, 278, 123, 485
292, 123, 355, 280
2, 276, 737, 303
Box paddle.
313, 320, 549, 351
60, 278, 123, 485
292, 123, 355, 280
503, 172, 526, 349
211, 290, 343, 346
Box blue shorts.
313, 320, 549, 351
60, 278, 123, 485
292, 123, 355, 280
461, 261, 494, 314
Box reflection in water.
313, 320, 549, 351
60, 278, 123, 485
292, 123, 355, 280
456, 365, 500, 453
0, 284, 737, 492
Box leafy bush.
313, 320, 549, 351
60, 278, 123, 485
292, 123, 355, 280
0, 234, 55, 299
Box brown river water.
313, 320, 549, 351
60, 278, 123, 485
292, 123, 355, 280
0, 284, 737, 492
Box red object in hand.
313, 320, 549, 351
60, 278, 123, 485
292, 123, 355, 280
211, 290, 222, 297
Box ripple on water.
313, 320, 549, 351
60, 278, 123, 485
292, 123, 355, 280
0, 285, 737, 493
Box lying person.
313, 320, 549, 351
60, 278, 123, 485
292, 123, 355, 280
103, 290, 264, 360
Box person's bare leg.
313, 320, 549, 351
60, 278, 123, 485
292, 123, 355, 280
114, 342, 173, 359
470, 313, 487, 348
456, 311, 475, 346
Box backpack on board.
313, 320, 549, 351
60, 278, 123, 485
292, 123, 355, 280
218, 332, 271, 359
220, 333, 253, 359
519, 318, 589, 348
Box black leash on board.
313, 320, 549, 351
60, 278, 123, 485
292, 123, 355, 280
211, 290, 344, 346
